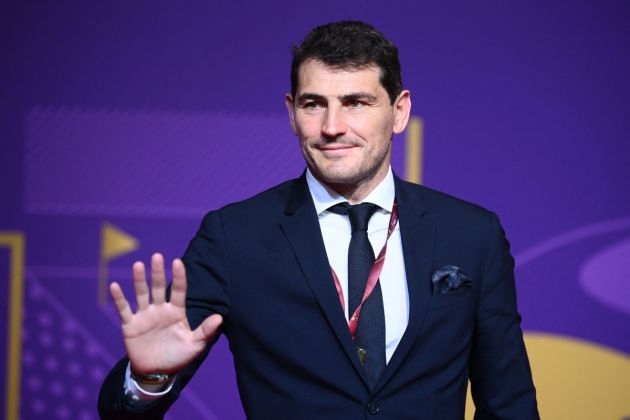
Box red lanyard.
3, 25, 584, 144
330, 202, 399, 338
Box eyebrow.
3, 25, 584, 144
296, 92, 378, 103
296, 93, 326, 103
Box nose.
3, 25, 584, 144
321, 106, 347, 139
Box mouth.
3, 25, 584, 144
317, 144, 356, 151
315, 143, 357, 158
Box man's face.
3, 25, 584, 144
286, 59, 410, 196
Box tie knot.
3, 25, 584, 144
329, 202, 379, 233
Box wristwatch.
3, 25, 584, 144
130, 371, 172, 387
130, 369, 174, 393
124, 363, 177, 404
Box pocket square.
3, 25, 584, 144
431, 265, 472, 295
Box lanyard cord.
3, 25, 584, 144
330, 202, 399, 338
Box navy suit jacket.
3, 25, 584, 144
99, 174, 538, 419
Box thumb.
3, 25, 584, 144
192, 313, 223, 343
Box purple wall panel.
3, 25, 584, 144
25, 107, 301, 218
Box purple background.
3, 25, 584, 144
2, 1, 629, 419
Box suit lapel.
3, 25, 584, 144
375, 177, 436, 392
279, 176, 371, 387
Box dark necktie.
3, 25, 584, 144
330, 202, 386, 388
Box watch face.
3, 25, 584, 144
143, 373, 170, 383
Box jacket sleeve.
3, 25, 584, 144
98, 211, 230, 419
470, 212, 539, 420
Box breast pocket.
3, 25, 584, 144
428, 286, 473, 310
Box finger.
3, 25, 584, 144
110, 282, 133, 324
170, 258, 187, 308
133, 261, 149, 310
151, 253, 167, 305
192, 314, 223, 343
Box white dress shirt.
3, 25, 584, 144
306, 167, 409, 363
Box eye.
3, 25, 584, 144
302, 101, 323, 110
347, 100, 363, 109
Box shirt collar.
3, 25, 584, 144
306, 167, 395, 215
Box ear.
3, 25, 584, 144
392, 90, 411, 134
285, 93, 297, 134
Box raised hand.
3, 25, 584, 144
109, 253, 223, 375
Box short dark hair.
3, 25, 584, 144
291, 21, 403, 104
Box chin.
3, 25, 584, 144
314, 166, 371, 186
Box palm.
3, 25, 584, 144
110, 254, 222, 375
121, 299, 201, 374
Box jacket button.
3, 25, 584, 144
367, 401, 380, 415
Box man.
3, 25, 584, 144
99, 21, 539, 419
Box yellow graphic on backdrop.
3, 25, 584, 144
98, 222, 139, 306
465, 332, 630, 419
405, 116, 424, 185
1, 232, 25, 420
